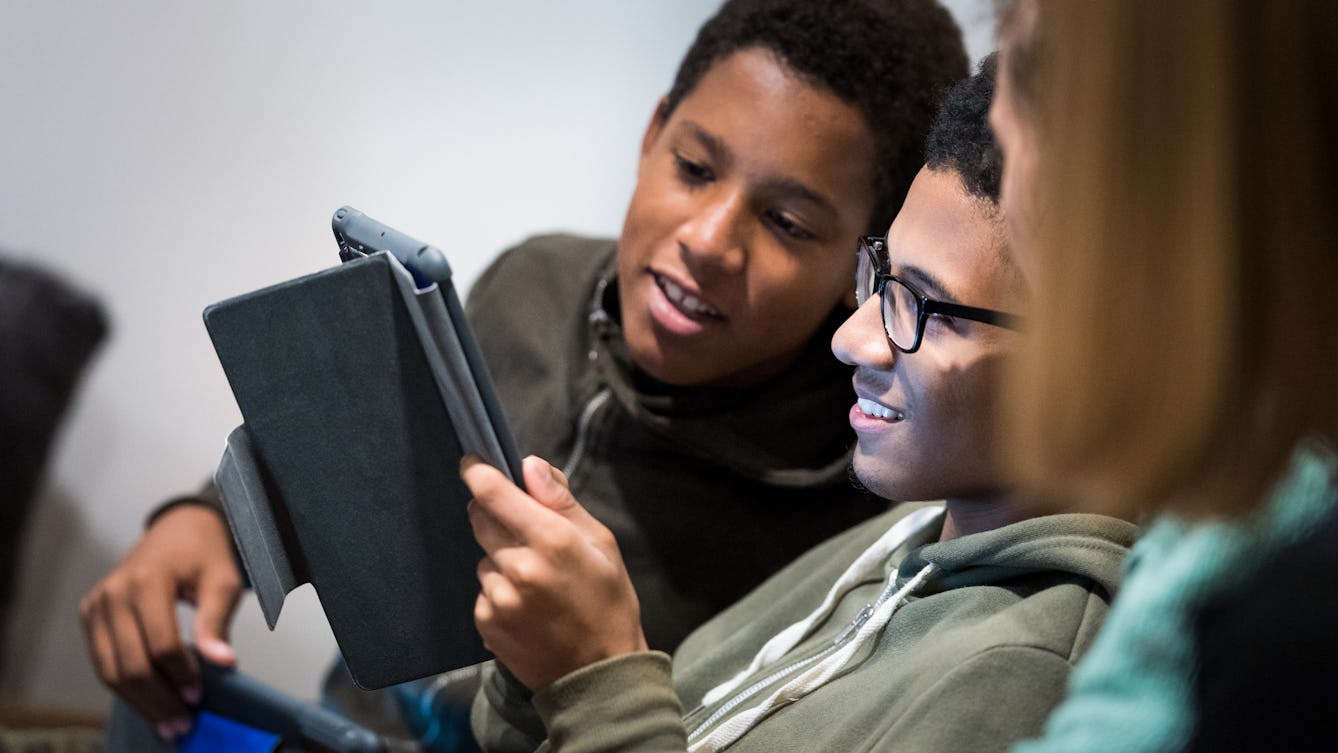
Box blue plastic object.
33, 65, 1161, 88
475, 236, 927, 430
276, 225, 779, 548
178, 711, 281, 753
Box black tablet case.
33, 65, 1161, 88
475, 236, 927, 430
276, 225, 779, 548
203, 252, 492, 690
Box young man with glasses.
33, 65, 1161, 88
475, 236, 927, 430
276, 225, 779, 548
82, 1, 971, 748
464, 55, 1135, 753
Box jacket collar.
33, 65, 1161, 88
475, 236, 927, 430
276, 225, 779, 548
586, 255, 860, 487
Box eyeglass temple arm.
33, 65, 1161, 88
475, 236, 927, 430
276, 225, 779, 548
925, 300, 1022, 330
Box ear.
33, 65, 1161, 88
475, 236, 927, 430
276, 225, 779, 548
639, 96, 671, 161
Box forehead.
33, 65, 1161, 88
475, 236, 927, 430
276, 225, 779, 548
886, 167, 1012, 307
665, 48, 878, 205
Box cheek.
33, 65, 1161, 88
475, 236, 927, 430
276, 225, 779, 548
905, 355, 977, 445
935, 361, 1003, 467
750, 259, 851, 329
620, 184, 662, 252
621, 161, 692, 250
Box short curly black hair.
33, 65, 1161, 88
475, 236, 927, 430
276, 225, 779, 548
925, 53, 1003, 204
662, 0, 969, 235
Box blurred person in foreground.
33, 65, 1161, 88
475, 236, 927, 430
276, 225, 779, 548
990, 2, 1338, 751
461, 57, 1137, 753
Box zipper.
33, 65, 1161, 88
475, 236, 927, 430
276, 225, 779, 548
685, 572, 906, 743
561, 387, 611, 479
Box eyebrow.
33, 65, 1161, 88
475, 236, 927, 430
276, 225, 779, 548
894, 264, 959, 304
679, 120, 836, 212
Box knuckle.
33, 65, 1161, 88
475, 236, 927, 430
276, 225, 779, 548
490, 588, 523, 614
506, 556, 546, 589
532, 527, 575, 556
147, 640, 184, 667
78, 594, 95, 621
98, 664, 121, 686
101, 575, 136, 603
209, 570, 243, 593
594, 526, 618, 551
473, 598, 494, 626
118, 659, 154, 689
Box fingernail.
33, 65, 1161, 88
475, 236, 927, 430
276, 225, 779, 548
156, 722, 176, 741
200, 637, 236, 663
172, 717, 193, 737
182, 685, 202, 705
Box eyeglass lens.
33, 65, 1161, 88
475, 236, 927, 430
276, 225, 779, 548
855, 246, 877, 306
882, 277, 920, 351
856, 240, 920, 351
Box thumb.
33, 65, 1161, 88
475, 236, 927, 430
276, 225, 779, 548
522, 456, 579, 514
520, 456, 614, 549
192, 573, 241, 668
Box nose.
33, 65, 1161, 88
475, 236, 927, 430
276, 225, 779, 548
832, 295, 895, 370
677, 188, 747, 275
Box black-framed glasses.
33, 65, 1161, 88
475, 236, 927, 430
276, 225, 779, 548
856, 235, 1021, 354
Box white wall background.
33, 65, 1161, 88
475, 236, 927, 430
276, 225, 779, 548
0, 0, 996, 713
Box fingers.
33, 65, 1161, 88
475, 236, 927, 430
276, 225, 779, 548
462, 456, 560, 543
136, 574, 202, 705
521, 456, 618, 556
464, 454, 621, 568
86, 574, 194, 728
468, 497, 519, 556
193, 575, 241, 671
475, 556, 519, 613
522, 456, 579, 513
79, 589, 120, 703
547, 463, 571, 490
78, 505, 243, 737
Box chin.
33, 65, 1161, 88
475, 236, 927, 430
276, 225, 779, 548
849, 452, 899, 501
625, 337, 701, 386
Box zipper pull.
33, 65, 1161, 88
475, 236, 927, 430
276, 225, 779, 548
833, 604, 874, 646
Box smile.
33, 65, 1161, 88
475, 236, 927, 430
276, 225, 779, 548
857, 397, 905, 422
654, 272, 722, 319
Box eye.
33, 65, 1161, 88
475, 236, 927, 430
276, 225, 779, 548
764, 208, 815, 242
673, 153, 714, 185
926, 312, 962, 333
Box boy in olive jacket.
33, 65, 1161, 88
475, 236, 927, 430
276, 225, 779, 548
465, 56, 1135, 753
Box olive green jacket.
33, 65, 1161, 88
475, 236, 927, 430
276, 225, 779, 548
473, 503, 1136, 753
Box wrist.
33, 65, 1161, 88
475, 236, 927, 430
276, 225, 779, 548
145, 495, 226, 530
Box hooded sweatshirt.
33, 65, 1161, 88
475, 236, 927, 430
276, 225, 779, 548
465, 234, 887, 650
472, 502, 1137, 753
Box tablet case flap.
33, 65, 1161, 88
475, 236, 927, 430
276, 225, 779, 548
204, 253, 490, 689
214, 426, 301, 628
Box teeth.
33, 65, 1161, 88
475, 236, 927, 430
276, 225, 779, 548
658, 275, 720, 317
858, 398, 904, 421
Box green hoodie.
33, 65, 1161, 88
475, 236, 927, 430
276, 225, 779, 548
473, 502, 1136, 753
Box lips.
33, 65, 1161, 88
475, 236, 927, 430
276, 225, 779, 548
652, 271, 723, 320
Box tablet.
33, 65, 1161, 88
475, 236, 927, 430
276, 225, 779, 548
204, 208, 518, 688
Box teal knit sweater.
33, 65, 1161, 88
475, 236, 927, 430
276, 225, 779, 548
1011, 440, 1338, 753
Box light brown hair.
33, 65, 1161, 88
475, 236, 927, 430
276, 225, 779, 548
1003, 1, 1338, 518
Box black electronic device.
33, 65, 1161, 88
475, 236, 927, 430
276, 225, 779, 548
101, 658, 386, 753
198, 658, 387, 753
203, 208, 523, 689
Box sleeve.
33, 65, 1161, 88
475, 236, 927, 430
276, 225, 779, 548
472, 653, 689, 753
472, 660, 547, 753
872, 646, 1073, 753
144, 478, 225, 528
533, 652, 688, 753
